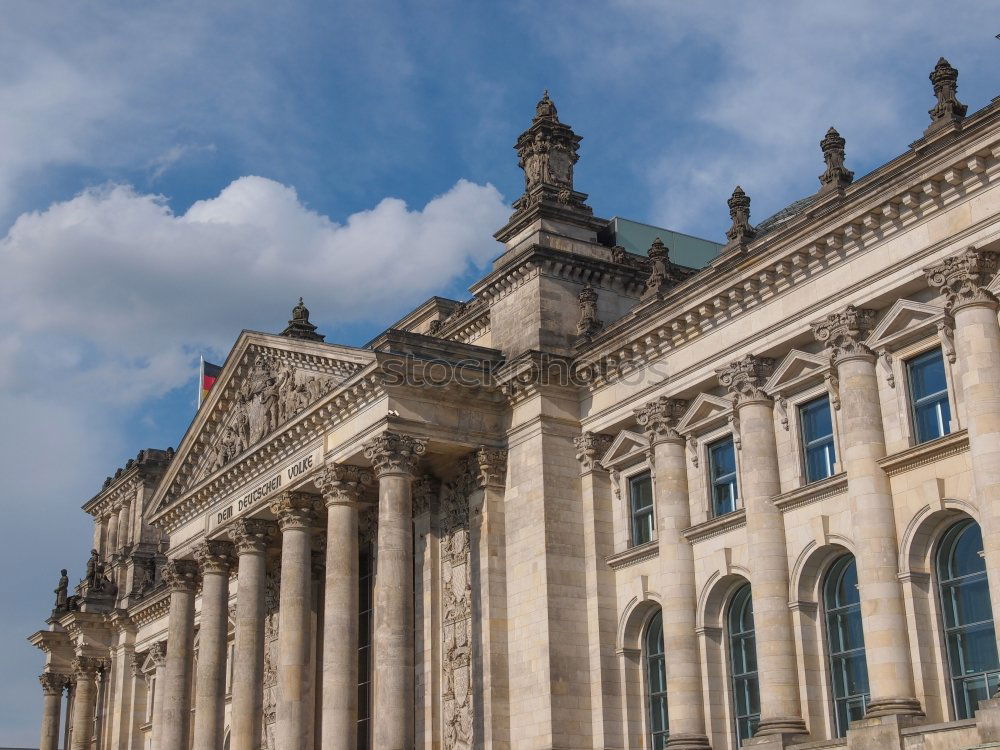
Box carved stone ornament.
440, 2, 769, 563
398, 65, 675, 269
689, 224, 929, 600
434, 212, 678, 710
72, 656, 107, 678
925, 247, 1000, 312
574, 432, 614, 472
315, 463, 372, 507
362, 432, 427, 478
576, 284, 603, 339
634, 396, 689, 444
927, 57, 967, 130
39, 672, 67, 696
230, 517, 278, 555
193, 539, 236, 576
717, 355, 775, 406
270, 491, 319, 531
641, 237, 674, 299
280, 297, 324, 341
359, 505, 378, 549
53, 568, 70, 611
148, 641, 168, 666
161, 558, 201, 592
818, 127, 854, 192
725, 186, 757, 245
811, 305, 878, 364
474, 446, 507, 489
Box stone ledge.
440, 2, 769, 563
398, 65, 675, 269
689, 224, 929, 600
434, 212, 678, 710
878, 429, 968, 476
606, 539, 658, 570
683, 508, 747, 543
773, 473, 848, 512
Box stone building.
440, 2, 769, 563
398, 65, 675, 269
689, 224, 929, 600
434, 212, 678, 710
27, 60, 1000, 750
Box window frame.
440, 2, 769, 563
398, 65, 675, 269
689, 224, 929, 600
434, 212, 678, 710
905, 346, 953, 446
644, 609, 669, 749
726, 583, 760, 745
628, 470, 655, 548
706, 434, 739, 518
822, 555, 870, 737
799, 394, 838, 485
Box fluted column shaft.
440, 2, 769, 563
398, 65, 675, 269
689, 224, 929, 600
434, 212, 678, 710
272, 492, 319, 750
39, 674, 65, 750
192, 541, 236, 750
814, 306, 921, 717
719, 356, 807, 740
159, 559, 200, 750
317, 464, 372, 750
70, 658, 102, 750
148, 643, 167, 750
637, 397, 711, 750
363, 432, 426, 750
230, 518, 276, 750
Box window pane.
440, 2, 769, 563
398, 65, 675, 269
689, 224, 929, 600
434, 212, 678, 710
710, 438, 738, 517
908, 349, 951, 443
729, 585, 760, 744
630, 473, 654, 546
825, 557, 870, 737
645, 611, 669, 747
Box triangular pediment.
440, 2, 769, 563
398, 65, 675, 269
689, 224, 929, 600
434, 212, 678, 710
151, 331, 375, 516
867, 299, 950, 352
764, 349, 831, 397
601, 429, 648, 470
677, 393, 732, 435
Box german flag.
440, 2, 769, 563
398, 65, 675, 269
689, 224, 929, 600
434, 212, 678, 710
199, 358, 223, 407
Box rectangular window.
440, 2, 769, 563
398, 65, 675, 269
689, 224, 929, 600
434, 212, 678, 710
800, 396, 836, 483
709, 437, 738, 517
907, 348, 951, 444
629, 472, 654, 546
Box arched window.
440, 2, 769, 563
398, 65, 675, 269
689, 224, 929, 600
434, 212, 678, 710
728, 584, 760, 743
824, 556, 869, 736
645, 610, 668, 749
937, 519, 1000, 718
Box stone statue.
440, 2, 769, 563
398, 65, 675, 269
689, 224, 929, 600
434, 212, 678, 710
54, 569, 69, 610
86, 549, 101, 588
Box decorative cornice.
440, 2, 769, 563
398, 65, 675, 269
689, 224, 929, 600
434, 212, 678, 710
606, 539, 659, 570
270, 491, 320, 531
924, 247, 999, 312
315, 463, 372, 507
230, 517, 277, 555
717, 355, 775, 407
773, 474, 848, 513
362, 431, 427, 478
127, 589, 170, 628
193, 539, 236, 576
683, 509, 747, 543
161, 558, 200, 593
811, 305, 878, 364
878, 429, 969, 476
574, 432, 614, 473
634, 396, 688, 444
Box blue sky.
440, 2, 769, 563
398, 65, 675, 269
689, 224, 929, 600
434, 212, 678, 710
2, 1, 999, 743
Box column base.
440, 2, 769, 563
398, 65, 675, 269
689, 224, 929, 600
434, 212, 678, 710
665, 732, 712, 749
845, 711, 923, 750
976, 696, 1000, 743
864, 696, 924, 718
748, 716, 809, 741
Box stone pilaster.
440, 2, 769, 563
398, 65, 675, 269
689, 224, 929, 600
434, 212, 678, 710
106, 508, 120, 560
158, 558, 200, 750
148, 642, 167, 750
718, 356, 808, 742
927, 248, 1000, 652
271, 491, 321, 750
39, 673, 67, 750
70, 657, 105, 750
127, 655, 147, 750
229, 518, 277, 750
635, 397, 712, 750
813, 306, 923, 719
118, 500, 132, 552
316, 463, 372, 750
362, 431, 426, 750
192, 540, 236, 750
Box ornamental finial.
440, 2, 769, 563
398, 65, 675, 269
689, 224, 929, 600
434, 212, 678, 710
927, 57, 967, 134
281, 297, 324, 341
726, 186, 756, 246
575, 284, 603, 342
819, 127, 854, 192
642, 238, 673, 299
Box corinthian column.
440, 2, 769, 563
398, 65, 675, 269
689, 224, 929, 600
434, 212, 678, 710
38, 673, 66, 750
635, 397, 711, 749
927, 249, 1000, 642
718, 356, 808, 741
316, 463, 372, 750
229, 518, 277, 750
192, 540, 236, 750
271, 492, 320, 750
70, 657, 105, 750
362, 431, 427, 750
159, 558, 201, 750
813, 306, 922, 718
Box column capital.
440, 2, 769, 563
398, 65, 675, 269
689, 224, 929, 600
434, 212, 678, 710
162, 558, 201, 592
573, 432, 614, 472
193, 539, 236, 576
72, 656, 106, 678
316, 463, 372, 507
362, 431, 427, 478
270, 491, 320, 531
148, 641, 168, 667
634, 396, 688, 444
717, 354, 775, 407
230, 517, 278, 555
473, 446, 508, 488
925, 247, 1000, 313
811, 304, 877, 364
39, 672, 67, 696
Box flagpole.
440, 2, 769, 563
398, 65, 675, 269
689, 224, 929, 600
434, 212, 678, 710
198, 354, 204, 409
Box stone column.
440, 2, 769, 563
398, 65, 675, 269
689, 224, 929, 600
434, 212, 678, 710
127, 656, 148, 750
315, 463, 372, 750
118, 500, 132, 552
362, 431, 426, 750
148, 642, 167, 750
106, 508, 120, 560
159, 558, 201, 750
230, 518, 277, 750
718, 356, 808, 742
813, 307, 922, 718
927, 249, 1000, 640
192, 540, 236, 750
635, 397, 711, 749
70, 657, 104, 750
38, 673, 66, 750
93, 518, 106, 556
271, 492, 320, 750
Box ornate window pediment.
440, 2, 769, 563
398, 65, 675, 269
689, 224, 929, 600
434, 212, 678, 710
764, 349, 832, 399
601, 430, 648, 471
677, 393, 732, 436
866, 299, 952, 354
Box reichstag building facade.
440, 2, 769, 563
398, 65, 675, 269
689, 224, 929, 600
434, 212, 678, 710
28, 59, 1000, 750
